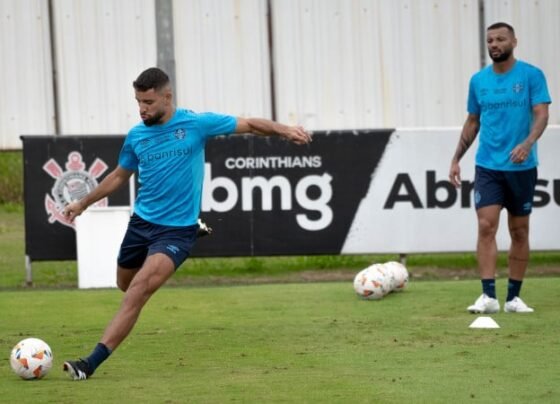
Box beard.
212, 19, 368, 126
142, 110, 165, 126
488, 47, 513, 63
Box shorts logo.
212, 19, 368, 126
166, 244, 180, 254
523, 202, 532, 211
43, 152, 109, 229
474, 191, 482, 205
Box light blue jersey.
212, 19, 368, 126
119, 108, 237, 226
467, 60, 551, 171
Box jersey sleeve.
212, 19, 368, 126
467, 76, 480, 115
529, 68, 552, 106
197, 112, 237, 138
118, 135, 139, 171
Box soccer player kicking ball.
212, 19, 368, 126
62, 67, 312, 380
449, 22, 551, 314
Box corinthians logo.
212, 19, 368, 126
42, 152, 109, 228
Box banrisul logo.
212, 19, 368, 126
42, 152, 108, 228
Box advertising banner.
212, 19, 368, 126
21, 135, 130, 261
21, 127, 560, 264
194, 130, 392, 256
341, 127, 560, 253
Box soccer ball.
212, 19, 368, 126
383, 261, 409, 292
10, 338, 53, 380
353, 264, 390, 300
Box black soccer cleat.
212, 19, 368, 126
197, 219, 213, 238
63, 359, 92, 381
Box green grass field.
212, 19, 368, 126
1, 280, 560, 403
2, 203, 560, 402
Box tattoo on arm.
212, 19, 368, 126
454, 135, 474, 161
453, 116, 479, 162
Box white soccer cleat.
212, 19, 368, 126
467, 294, 500, 314
504, 297, 534, 313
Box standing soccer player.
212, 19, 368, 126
62, 67, 312, 380
449, 22, 551, 314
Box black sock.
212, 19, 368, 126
85, 343, 112, 374
481, 279, 496, 298
507, 279, 523, 302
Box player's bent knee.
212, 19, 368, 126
116, 278, 129, 292
116, 266, 138, 292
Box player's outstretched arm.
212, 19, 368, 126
234, 117, 312, 145
63, 165, 134, 222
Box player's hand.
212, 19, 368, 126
283, 126, 312, 145
510, 142, 531, 164
449, 160, 461, 188
63, 201, 86, 223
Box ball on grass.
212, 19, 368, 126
353, 264, 391, 300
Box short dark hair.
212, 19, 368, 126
133, 67, 170, 92
487, 22, 515, 36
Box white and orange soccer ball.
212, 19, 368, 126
10, 338, 53, 380
353, 264, 391, 300
383, 261, 409, 292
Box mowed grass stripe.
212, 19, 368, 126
1, 279, 560, 403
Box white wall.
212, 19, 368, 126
0, 0, 54, 149
0, 0, 558, 149
51, 0, 157, 135
271, 0, 480, 129
173, 0, 272, 118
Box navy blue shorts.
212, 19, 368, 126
474, 165, 537, 216
117, 214, 199, 270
